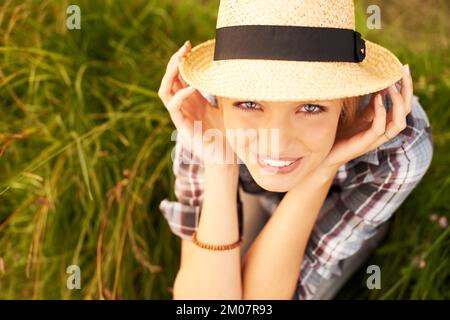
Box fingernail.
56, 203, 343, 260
179, 41, 188, 52
377, 94, 383, 107
403, 64, 410, 76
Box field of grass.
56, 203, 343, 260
0, 0, 449, 299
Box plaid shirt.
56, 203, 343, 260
159, 93, 433, 299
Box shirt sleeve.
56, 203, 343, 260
158, 136, 205, 241
159, 136, 244, 241
296, 107, 434, 299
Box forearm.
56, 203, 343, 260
242, 168, 338, 299
173, 164, 242, 299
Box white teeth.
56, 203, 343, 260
261, 158, 295, 167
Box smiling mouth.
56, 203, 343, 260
255, 154, 303, 174
259, 158, 297, 167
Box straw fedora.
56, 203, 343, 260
178, 0, 403, 102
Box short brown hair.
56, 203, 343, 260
340, 96, 360, 126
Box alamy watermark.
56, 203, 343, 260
66, 5, 81, 30
66, 264, 81, 290
366, 5, 382, 30
366, 264, 381, 290
171, 121, 289, 175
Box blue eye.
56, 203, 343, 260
299, 104, 325, 116
232, 101, 261, 112
232, 101, 326, 116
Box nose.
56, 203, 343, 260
258, 113, 295, 156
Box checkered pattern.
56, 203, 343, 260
159, 94, 433, 299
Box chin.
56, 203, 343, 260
238, 151, 311, 193
257, 178, 298, 192
257, 182, 293, 193
246, 165, 301, 193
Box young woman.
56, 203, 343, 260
158, 0, 433, 299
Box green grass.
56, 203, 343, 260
0, 0, 449, 299
337, 0, 450, 299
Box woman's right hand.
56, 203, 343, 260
158, 40, 237, 166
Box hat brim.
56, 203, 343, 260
179, 38, 403, 102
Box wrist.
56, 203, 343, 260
314, 164, 341, 183
204, 163, 240, 188
291, 164, 339, 193
205, 163, 239, 176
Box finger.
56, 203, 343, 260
167, 86, 197, 121
172, 74, 208, 113
160, 43, 192, 103
169, 57, 193, 96
177, 70, 189, 88
166, 40, 191, 72
160, 53, 191, 103
386, 84, 407, 135
368, 93, 387, 141
172, 62, 189, 93
333, 93, 386, 160
171, 74, 185, 94
360, 90, 382, 122
401, 64, 413, 114
368, 85, 407, 149
158, 60, 180, 103
167, 87, 198, 145
366, 94, 389, 150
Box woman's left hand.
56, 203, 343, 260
316, 64, 413, 178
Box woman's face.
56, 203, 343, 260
218, 96, 344, 192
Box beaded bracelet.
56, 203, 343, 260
191, 231, 243, 251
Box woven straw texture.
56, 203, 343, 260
179, 0, 404, 102
216, 0, 355, 29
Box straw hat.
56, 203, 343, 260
179, 0, 403, 102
